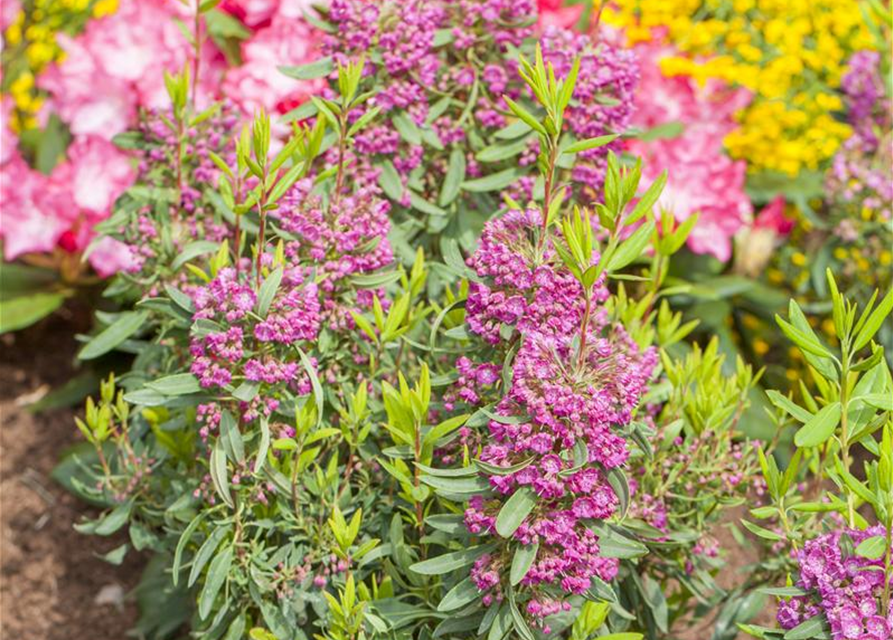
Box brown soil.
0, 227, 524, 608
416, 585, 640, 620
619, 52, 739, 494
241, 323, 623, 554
0, 305, 140, 640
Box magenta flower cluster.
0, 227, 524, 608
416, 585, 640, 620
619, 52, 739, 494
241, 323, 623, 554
188, 180, 393, 443
322, 0, 639, 209
461, 207, 657, 627
278, 180, 394, 331
777, 527, 892, 640
188, 267, 319, 423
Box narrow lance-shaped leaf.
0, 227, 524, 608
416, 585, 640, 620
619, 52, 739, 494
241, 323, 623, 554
794, 402, 841, 448
495, 487, 536, 537
606, 221, 655, 273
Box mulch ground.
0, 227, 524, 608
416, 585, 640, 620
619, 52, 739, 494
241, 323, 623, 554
0, 304, 140, 640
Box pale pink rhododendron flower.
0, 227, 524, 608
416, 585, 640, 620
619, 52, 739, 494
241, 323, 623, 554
0, 132, 135, 274
627, 41, 753, 262
1, 156, 71, 260
223, 18, 322, 116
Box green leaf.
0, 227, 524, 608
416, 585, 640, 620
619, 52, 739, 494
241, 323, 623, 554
461, 168, 521, 193
861, 393, 893, 411
392, 111, 422, 145
606, 467, 630, 518
219, 409, 245, 463
477, 137, 532, 163
495, 487, 536, 537
783, 614, 829, 640
256, 267, 283, 317
626, 171, 667, 226
78, 311, 149, 360
172, 513, 204, 586
437, 577, 480, 612
503, 96, 546, 135
563, 134, 619, 154
172, 241, 220, 269
188, 525, 231, 587
146, 373, 201, 396
508, 590, 535, 640
297, 346, 324, 428
409, 544, 495, 575
278, 56, 333, 80
378, 160, 404, 201
758, 586, 809, 597
794, 402, 841, 448
231, 381, 259, 403
439, 147, 466, 206
595, 527, 648, 558
210, 439, 233, 508
409, 191, 446, 216
741, 519, 785, 542
855, 535, 887, 559
97, 543, 129, 566
853, 289, 892, 351
776, 305, 834, 361
0, 292, 66, 333
198, 544, 233, 620
91, 501, 133, 536
267, 162, 304, 205
254, 417, 271, 474
607, 221, 655, 273
509, 540, 539, 585
766, 390, 814, 423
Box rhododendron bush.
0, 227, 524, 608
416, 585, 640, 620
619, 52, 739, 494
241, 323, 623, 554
1, 2, 891, 640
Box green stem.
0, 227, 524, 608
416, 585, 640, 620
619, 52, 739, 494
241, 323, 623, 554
577, 288, 592, 369
537, 141, 560, 254
255, 169, 268, 287
882, 514, 892, 613
839, 350, 855, 528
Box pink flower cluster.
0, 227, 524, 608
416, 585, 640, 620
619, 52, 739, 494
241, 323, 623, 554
323, 0, 537, 196
461, 207, 657, 626
626, 40, 753, 262
121, 104, 237, 281
777, 527, 892, 640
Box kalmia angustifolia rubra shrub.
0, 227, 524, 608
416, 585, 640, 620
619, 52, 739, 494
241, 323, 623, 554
62, 5, 823, 640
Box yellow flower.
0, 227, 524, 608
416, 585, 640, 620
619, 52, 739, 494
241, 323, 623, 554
753, 338, 770, 356
608, 0, 874, 175
93, 0, 119, 18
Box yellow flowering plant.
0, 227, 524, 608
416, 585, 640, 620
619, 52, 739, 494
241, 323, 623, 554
1, 0, 118, 132
604, 0, 874, 177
